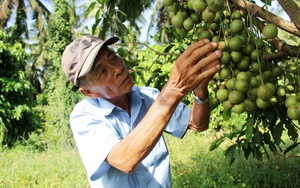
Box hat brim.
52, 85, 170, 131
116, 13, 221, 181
78, 37, 119, 79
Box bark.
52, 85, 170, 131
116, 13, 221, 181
278, 0, 300, 31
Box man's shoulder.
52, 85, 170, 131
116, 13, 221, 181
132, 86, 160, 97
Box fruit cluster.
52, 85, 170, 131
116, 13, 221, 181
164, 0, 300, 120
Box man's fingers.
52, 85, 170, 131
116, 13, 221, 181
195, 50, 222, 71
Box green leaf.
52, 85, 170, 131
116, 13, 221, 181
222, 108, 231, 120
225, 144, 237, 165
270, 122, 283, 145
284, 142, 300, 155
245, 121, 254, 141
209, 136, 226, 151
253, 128, 262, 147
84, 2, 96, 18
286, 123, 298, 141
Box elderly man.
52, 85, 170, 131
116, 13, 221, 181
62, 35, 221, 188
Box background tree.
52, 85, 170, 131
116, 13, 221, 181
0, 30, 39, 147
0, 0, 51, 94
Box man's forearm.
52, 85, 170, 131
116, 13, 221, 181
188, 99, 210, 132
107, 84, 183, 173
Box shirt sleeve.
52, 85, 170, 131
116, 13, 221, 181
70, 102, 120, 181
165, 101, 191, 138
139, 86, 191, 139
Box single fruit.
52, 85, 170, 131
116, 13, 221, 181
171, 14, 184, 28
285, 96, 298, 108
225, 78, 236, 90
263, 23, 278, 39
247, 88, 258, 100
277, 86, 286, 97
250, 49, 262, 60
232, 11, 242, 20
230, 19, 245, 34
244, 98, 258, 112
242, 44, 254, 55
256, 98, 269, 109
230, 51, 243, 63
207, 0, 224, 12
228, 90, 245, 104
235, 79, 249, 93
236, 71, 251, 82
257, 84, 275, 100
183, 18, 194, 31
219, 67, 231, 80
193, 0, 207, 13
190, 12, 201, 24
249, 77, 259, 88
223, 100, 233, 109
217, 88, 229, 102
202, 8, 215, 23
233, 102, 246, 114
287, 105, 300, 120
163, 0, 175, 6
237, 57, 250, 70
187, 0, 194, 10
197, 30, 213, 40
229, 36, 244, 51
220, 51, 231, 64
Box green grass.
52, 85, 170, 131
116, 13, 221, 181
0, 131, 299, 187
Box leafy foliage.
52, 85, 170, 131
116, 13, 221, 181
0, 30, 39, 147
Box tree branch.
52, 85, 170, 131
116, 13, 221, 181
135, 40, 180, 56
278, 0, 300, 31
230, 0, 300, 37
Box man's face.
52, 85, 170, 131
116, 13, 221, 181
83, 47, 134, 100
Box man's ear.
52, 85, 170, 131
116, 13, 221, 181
79, 87, 95, 98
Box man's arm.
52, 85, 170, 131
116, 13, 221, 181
106, 39, 221, 173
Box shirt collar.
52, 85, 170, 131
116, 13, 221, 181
96, 86, 145, 116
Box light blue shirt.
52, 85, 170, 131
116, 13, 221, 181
70, 86, 191, 188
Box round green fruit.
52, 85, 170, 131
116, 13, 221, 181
285, 96, 298, 108
229, 36, 244, 51
207, 0, 224, 12
193, 0, 207, 13
220, 51, 231, 64
228, 90, 245, 104
223, 100, 234, 109
190, 12, 201, 24
183, 18, 194, 31
256, 98, 269, 109
187, 0, 194, 10
175, 28, 187, 36
230, 19, 245, 34
163, 0, 174, 6
219, 67, 231, 80
217, 88, 229, 102
244, 98, 258, 112
237, 71, 251, 82
225, 78, 236, 90
235, 79, 249, 93
202, 8, 215, 23
171, 14, 184, 28
230, 51, 243, 63
232, 11, 242, 20
257, 84, 275, 100
197, 30, 213, 40
242, 44, 254, 55
233, 102, 246, 114
263, 23, 278, 39
287, 105, 300, 120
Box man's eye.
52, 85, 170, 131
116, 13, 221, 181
100, 68, 106, 75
